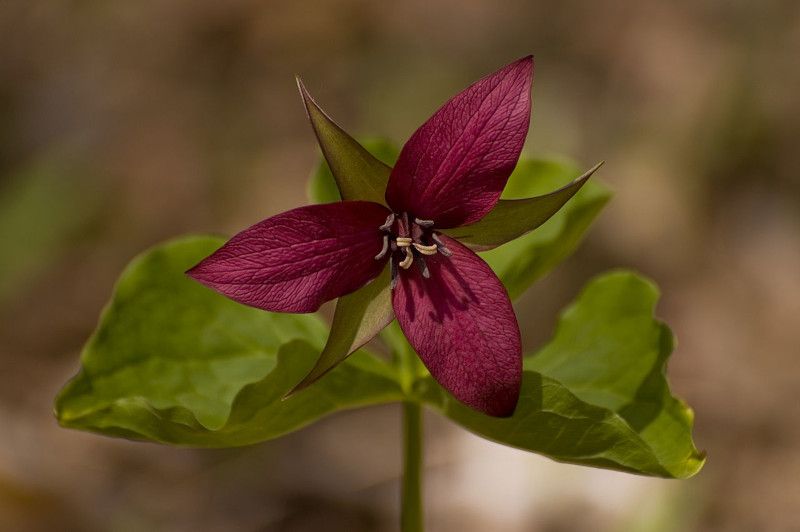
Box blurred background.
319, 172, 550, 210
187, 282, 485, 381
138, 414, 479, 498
1, 1, 799, 531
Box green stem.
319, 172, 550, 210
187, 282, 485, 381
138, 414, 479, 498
402, 401, 423, 532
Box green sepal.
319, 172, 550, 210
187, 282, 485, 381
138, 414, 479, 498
297, 78, 392, 205
442, 161, 604, 251
286, 264, 395, 397
477, 159, 612, 299
307, 137, 400, 204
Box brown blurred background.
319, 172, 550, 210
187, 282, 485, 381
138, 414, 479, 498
1, 1, 799, 531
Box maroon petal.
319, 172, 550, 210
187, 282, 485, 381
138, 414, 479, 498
385, 56, 533, 229
187, 201, 391, 313
392, 234, 522, 417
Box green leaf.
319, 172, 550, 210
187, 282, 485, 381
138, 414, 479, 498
526, 271, 705, 478
307, 137, 400, 205
476, 159, 612, 299
419, 372, 673, 477
419, 270, 705, 479
298, 79, 394, 205
442, 161, 604, 251
55, 235, 403, 446
286, 264, 395, 396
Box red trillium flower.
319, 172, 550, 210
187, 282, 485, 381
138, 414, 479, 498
188, 56, 596, 417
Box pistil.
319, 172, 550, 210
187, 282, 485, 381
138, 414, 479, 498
376, 212, 453, 288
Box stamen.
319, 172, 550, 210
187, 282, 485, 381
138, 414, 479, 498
379, 213, 396, 232
399, 247, 414, 269
431, 233, 453, 257
375, 235, 390, 260
415, 255, 430, 278
390, 259, 399, 289
383, 212, 454, 288
412, 242, 438, 255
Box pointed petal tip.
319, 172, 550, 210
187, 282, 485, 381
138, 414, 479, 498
509, 55, 534, 77
183, 258, 235, 298
184, 261, 208, 282
185, 259, 204, 276
519, 54, 533, 65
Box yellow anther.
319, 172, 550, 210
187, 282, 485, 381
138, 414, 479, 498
395, 237, 413, 247
413, 242, 438, 255
399, 247, 414, 269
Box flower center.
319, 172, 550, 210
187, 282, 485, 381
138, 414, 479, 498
375, 212, 452, 288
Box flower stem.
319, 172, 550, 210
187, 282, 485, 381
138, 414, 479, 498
402, 401, 423, 532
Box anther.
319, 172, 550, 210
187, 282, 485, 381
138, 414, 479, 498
375, 235, 390, 260
395, 237, 413, 247
379, 213, 396, 232
431, 233, 453, 257
412, 242, 438, 255
414, 218, 434, 227
399, 247, 414, 269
